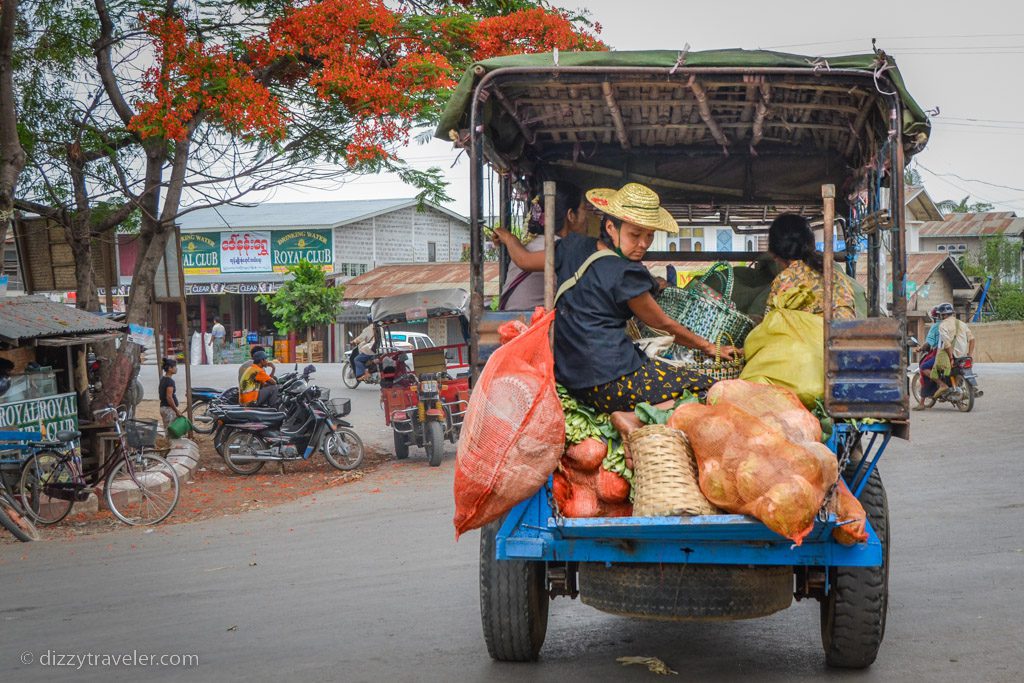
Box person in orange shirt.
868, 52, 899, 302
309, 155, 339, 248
239, 349, 278, 406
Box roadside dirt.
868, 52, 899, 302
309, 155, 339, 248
1, 401, 388, 543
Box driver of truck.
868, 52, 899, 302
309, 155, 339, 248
493, 182, 739, 413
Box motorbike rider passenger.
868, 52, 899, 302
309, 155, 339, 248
932, 302, 975, 399
913, 307, 941, 410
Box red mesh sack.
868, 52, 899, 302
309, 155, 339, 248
668, 402, 832, 544
453, 309, 564, 537
706, 379, 822, 442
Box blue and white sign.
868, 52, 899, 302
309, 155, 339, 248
128, 323, 155, 347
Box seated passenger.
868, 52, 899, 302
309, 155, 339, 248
765, 213, 858, 320
239, 350, 279, 406
499, 182, 590, 310
493, 182, 739, 413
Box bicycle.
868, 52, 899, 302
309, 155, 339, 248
0, 469, 39, 542
17, 407, 180, 526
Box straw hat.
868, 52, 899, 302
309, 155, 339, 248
586, 182, 678, 234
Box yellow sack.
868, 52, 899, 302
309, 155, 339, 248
740, 287, 824, 407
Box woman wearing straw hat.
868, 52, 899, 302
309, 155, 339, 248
493, 182, 740, 413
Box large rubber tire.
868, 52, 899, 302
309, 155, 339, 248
479, 519, 549, 662
954, 382, 975, 413
579, 562, 793, 621
426, 421, 444, 467
341, 362, 360, 389
0, 493, 40, 541
393, 429, 409, 460
821, 468, 889, 669
222, 432, 268, 475
322, 427, 364, 471
18, 451, 75, 525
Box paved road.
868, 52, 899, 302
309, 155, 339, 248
3, 365, 1023, 682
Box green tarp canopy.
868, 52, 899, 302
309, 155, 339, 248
435, 48, 930, 155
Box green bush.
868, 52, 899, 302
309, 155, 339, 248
994, 286, 1024, 320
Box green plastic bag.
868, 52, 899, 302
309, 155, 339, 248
740, 287, 824, 408
167, 416, 192, 439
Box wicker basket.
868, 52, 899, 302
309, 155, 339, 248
689, 332, 746, 382
627, 424, 720, 517
648, 263, 755, 356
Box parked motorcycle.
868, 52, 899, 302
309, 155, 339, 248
219, 385, 364, 475
199, 364, 318, 438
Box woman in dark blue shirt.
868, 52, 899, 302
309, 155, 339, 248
493, 182, 739, 413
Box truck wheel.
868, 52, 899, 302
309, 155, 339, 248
393, 430, 409, 460
426, 421, 444, 467
479, 518, 549, 662
821, 468, 889, 669
579, 562, 792, 620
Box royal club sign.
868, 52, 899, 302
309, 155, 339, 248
181, 233, 220, 275
272, 230, 333, 273
179, 229, 333, 275
0, 393, 79, 438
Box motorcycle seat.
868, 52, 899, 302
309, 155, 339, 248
222, 407, 287, 426
192, 386, 222, 394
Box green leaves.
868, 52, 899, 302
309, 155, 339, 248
257, 259, 345, 336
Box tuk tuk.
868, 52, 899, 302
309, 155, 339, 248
439, 48, 929, 667
371, 289, 471, 466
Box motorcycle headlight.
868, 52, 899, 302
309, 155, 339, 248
419, 380, 439, 395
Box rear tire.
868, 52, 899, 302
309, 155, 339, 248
18, 452, 75, 525
0, 493, 40, 541
909, 370, 922, 404
821, 468, 889, 668
426, 421, 444, 467
479, 518, 549, 662
954, 382, 975, 413
393, 429, 409, 460
341, 362, 360, 389
222, 432, 268, 475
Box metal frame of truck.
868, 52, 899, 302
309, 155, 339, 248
438, 49, 930, 668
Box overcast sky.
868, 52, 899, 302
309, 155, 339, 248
263, 0, 1024, 216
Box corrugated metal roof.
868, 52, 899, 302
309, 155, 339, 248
0, 296, 126, 346
175, 198, 468, 230
854, 253, 974, 304
341, 263, 499, 300
918, 211, 1024, 238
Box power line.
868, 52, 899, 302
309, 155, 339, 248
762, 33, 1024, 50
915, 163, 1024, 194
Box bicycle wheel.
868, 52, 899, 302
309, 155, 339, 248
341, 361, 361, 389
322, 427, 364, 471
104, 450, 180, 525
0, 493, 40, 541
18, 451, 76, 525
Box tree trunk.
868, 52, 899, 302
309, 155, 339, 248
0, 0, 26, 251
307, 327, 313, 363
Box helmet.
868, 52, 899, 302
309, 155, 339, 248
936, 303, 954, 316
929, 306, 939, 318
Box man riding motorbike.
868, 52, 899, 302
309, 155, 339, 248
350, 317, 377, 382
933, 302, 975, 398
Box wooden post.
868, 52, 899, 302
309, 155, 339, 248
199, 295, 208, 364
543, 181, 557, 311
151, 302, 163, 389
822, 184, 836, 413
173, 225, 194, 428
